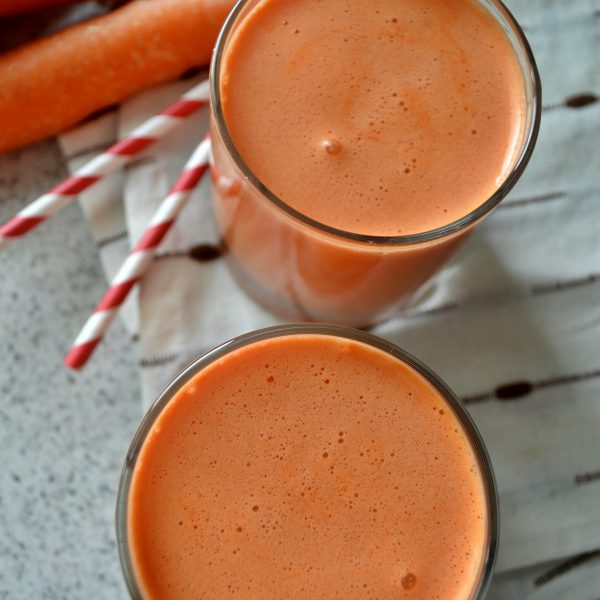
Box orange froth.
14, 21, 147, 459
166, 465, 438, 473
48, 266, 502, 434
129, 334, 488, 599
221, 0, 526, 235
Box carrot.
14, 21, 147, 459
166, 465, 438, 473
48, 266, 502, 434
0, 0, 84, 16
0, 0, 236, 153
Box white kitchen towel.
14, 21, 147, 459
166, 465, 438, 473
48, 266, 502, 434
58, 0, 600, 595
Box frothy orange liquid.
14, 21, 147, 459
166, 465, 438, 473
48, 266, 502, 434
221, 0, 525, 235
128, 334, 488, 599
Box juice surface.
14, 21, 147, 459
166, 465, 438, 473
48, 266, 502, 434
220, 0, 526, 236
128, 334, 488, 599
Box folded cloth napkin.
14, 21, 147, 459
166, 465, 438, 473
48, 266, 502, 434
58, 0, 600, 595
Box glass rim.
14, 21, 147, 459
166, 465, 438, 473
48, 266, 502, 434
116, 324, 499, 599
209, 0, 541, 246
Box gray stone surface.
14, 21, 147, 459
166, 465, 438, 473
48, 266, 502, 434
0, 141, 139, 599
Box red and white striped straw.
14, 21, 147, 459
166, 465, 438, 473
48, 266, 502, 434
0, 79, 209, 251
64, 135, 211, 370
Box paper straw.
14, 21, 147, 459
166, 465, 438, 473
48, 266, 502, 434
0, 79, 209, 251
64, 135, 211, 370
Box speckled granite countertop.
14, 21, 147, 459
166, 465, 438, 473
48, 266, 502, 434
0, 140, 139, 599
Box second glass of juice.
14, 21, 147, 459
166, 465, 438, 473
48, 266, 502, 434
117, 324, 498, 599
209, 0, 540, 326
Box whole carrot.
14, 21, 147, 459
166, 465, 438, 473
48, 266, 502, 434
0, 0, 235, 153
